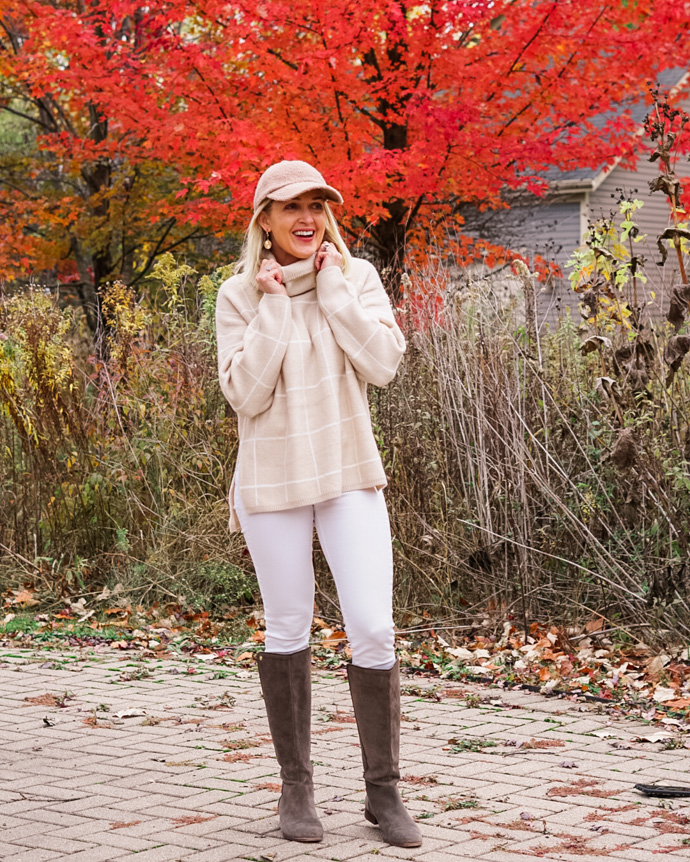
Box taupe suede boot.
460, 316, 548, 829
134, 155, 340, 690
257, 648, 323, 843
347, 661, 422, 848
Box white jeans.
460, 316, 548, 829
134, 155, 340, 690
234, 487, 396, 669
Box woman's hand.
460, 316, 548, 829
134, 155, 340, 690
256, 259, 287, 296
315, 240, 343, 272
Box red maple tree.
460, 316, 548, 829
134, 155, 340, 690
1, 0, 689, 324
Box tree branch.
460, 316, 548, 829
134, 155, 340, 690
0, 103, 54, 131
406, 194, 426, 232
128, 219, 177, 287
129, 226, 211, 287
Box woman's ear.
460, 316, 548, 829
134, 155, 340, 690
257, 211, 271, 233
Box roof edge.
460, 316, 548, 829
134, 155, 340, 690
549, 179, 593, 193
549, 70, 690, 196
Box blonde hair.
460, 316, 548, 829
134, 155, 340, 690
235, 198, 352, 285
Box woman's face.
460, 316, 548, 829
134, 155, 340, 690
258, 192, 327, 265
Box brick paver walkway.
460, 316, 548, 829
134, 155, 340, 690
2, 647, 690, 861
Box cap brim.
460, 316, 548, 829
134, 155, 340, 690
267, 181, 343, 205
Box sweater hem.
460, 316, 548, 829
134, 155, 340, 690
229, 476, 388, 532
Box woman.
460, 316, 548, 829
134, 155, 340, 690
215, 160, 421, 849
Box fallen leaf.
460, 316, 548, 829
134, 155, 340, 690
547, 779, 617, 798
12, 590, 39, 606
113, 708, 147, 719
171, 814, 216, 828
402, 775, 439, 786
633, 731, 675, 743
25, 693, 58, 707
446, 647, 475, 661
221, 752, 256, 763
646, 655, 671, 678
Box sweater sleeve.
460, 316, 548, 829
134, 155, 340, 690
215, 283, 292, 418
315, 261, 406, 387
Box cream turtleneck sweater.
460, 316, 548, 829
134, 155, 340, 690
215, 254, 406, 531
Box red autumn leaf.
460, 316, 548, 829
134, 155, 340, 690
245, 615, 261, 631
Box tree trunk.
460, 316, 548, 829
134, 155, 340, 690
79, 102, 114, 351
370, 198, 407, 306
367, 85, 410, 303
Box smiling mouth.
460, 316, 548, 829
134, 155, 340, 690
293, 230, 315, 240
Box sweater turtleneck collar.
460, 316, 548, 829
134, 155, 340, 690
278, 254, 317, 297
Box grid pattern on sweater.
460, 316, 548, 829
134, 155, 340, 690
215, 255, 405, 529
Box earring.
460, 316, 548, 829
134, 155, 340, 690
263, 231, 272, 250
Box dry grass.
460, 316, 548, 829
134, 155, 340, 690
2, 250, 690, 643
366, 256, 690, 642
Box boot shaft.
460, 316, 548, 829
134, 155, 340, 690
257, 647, 314, 784
347, 661, 401, 786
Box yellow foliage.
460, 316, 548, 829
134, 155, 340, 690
0, 288, 75, 444
146, 252, 198, 310
101, 280, 150, 369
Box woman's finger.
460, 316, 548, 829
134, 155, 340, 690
267, 263, 282, 283
315, 241, 341, 272
261, 261, 282, 283
257, 259, 286, 294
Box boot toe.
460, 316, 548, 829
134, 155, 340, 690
279, 785, 324, 842
365, 788, 422, 848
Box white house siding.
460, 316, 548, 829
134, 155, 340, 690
462, 198, 584, 327
455, 126, 690, 327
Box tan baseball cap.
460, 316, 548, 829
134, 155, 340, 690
253, 160, 343, 211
